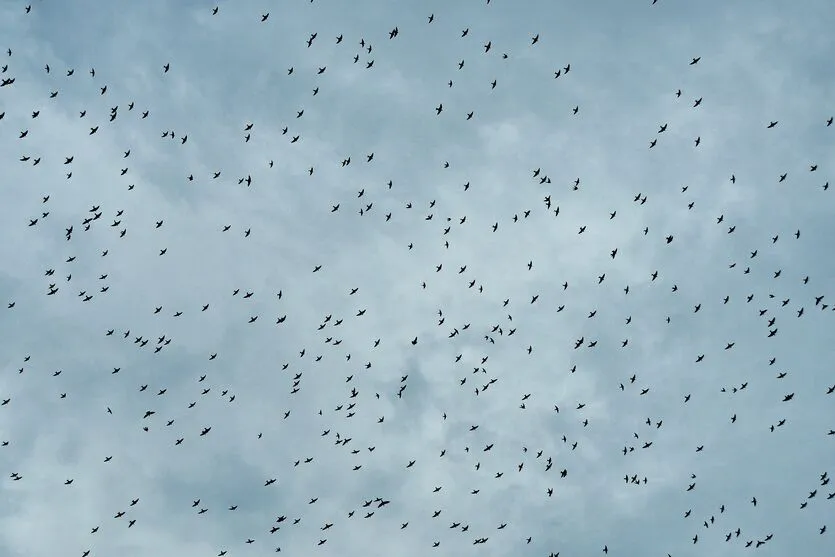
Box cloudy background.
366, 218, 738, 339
0, 0, 833, 556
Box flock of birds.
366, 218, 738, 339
1, 2, 833, 557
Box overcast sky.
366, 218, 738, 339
1, 1, 834, 556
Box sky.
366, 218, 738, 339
0, 0, 834, 556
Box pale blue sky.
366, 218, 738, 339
0, 1, 833, 556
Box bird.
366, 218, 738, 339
0, 8, 831, 557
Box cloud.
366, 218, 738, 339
0, 1, 833, 556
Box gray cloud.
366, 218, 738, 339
1, 1, 834, 556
